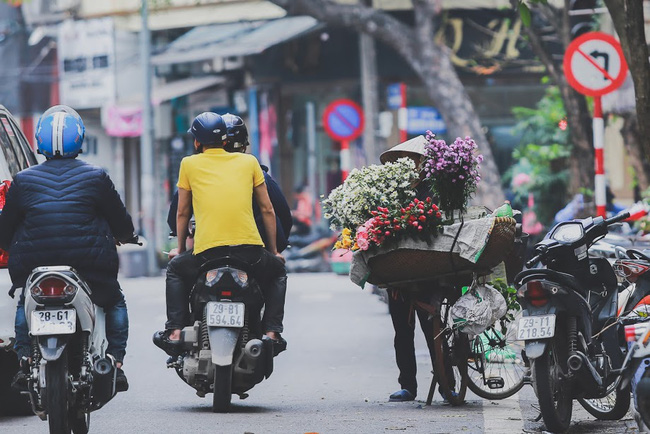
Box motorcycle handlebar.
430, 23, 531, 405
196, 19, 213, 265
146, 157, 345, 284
119, 234, 143, 246
605, 212, 630, 226
526, 253, 542, 268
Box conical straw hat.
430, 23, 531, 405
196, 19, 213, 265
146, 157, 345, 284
379, 135, 428, 164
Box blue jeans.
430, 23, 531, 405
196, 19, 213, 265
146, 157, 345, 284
15, 291, 129, 363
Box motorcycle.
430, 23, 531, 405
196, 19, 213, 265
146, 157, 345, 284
22, 245, 139, 434
167, 255, 274, 412
515, 213, 631, 432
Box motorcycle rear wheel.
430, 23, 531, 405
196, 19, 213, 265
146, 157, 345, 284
578, 383, 630, 421
212, 364, 233, 413
46, 351, 71, 434
71, 408, 90, 434
533, 334, 573, 433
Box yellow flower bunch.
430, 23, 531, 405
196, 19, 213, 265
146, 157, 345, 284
334, 228, 358, 251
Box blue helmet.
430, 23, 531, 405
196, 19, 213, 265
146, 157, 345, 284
187, 112, 227, 146
35, 105, 85, 159
222, 113, 249, 151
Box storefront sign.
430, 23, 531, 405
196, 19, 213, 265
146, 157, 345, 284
58, 18, 116, 109
406, 107, 446, 135
387, 83, 404, 110
103, 105, 142, 138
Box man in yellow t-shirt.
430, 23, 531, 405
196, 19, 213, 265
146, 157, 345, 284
153, 112, 287, 356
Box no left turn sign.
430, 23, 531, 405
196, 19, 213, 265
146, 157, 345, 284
564, 32, 628, 97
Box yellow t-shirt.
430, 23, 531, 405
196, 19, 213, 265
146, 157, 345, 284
177, 148, 265, 254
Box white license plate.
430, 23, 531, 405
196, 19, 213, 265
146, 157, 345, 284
30, 309, 76, 336
517, 314, 556, 341
206, 302, 245, 328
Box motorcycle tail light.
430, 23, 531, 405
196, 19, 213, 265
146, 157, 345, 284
31, 277, 77, 302
205, 267, 248, 288
524, 281, 550, 307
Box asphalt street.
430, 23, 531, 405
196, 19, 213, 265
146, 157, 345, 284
0, 272, 641, 433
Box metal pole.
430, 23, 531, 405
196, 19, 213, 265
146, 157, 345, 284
359, 29, 378, 164
306, 101, 317, 222
140, 0, 158, 275
594, 96, 606, 217
398, 82, 407, 142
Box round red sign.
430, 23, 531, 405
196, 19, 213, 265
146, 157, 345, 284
323, 99, 364, 142
564, 32, 628, 97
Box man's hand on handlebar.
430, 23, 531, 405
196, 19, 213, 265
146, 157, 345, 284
167, 248, 180, 260
274, 252, 286, 264
116, 234, 141, 246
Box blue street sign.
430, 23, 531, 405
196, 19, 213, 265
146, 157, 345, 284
387, 83, 403, 110
323, 99, 364, 142
406, 107, 447, 135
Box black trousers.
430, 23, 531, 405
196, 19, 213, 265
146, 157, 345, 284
165, 245, 287, 333
388, 288, 436, 396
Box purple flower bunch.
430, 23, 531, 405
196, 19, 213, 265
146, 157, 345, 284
422, 131, 483, 215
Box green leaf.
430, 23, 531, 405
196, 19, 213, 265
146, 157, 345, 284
519, 3, 532, 27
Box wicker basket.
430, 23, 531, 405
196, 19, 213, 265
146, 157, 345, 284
366, 217, 517, 286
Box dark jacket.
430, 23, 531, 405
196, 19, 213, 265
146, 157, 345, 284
167, 165, 292, 252
0, 158, 134, 307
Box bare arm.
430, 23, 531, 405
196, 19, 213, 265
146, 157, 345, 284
176, 188, 192, 253
253, 182, 280, 257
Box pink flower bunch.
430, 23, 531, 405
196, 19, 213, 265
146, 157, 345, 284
355, 198, 443, 251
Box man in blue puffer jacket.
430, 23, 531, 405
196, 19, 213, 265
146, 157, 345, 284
0, 106, 136, 390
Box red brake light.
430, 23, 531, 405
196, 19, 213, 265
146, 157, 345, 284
221, 291, 232, 297
0, 248, 9, 268
34, 277, 75, 298
526, 281, 549, 307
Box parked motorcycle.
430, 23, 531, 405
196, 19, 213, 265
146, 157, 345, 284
167, 255, 275, 412
23, 256, 138, 433
515, 213, 631, 432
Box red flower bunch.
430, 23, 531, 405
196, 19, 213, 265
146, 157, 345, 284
357, 197, 443, 250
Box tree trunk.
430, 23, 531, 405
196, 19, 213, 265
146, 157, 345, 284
270, 0, 505, 208
603, 0, 650, 172
621, 113, 650, 192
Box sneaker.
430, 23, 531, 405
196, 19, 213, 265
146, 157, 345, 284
11, 356, 30, 392
11, 371, 28, 392
152, 330, 183, 357
115, 368, 129, 392
389, 389, 415, 402
269, 334, 287, 357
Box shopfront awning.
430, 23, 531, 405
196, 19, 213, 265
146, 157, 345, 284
152, 75, 225, 104
151, 16, 321, 66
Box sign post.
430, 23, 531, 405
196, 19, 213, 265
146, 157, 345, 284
564, 32, 628, 217
323, 99, 364, 181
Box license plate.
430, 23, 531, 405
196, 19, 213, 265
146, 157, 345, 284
517, 314, 556, 340
30, 309, 76, 336
206, 302, 245, 328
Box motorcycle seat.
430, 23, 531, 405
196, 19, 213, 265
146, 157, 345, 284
516, 268, 586, 294
627, 248, 650, 262
198, 256, 253, 274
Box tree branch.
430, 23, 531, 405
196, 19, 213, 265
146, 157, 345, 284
268, 0, 417, 64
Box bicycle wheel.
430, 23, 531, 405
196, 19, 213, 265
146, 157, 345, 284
432, 299, 469, 406
467, 321, 527, 400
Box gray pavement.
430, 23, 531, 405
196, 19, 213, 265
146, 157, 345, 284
0, 272, 641, 433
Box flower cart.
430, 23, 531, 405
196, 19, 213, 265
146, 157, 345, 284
323, 133, 526, 406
